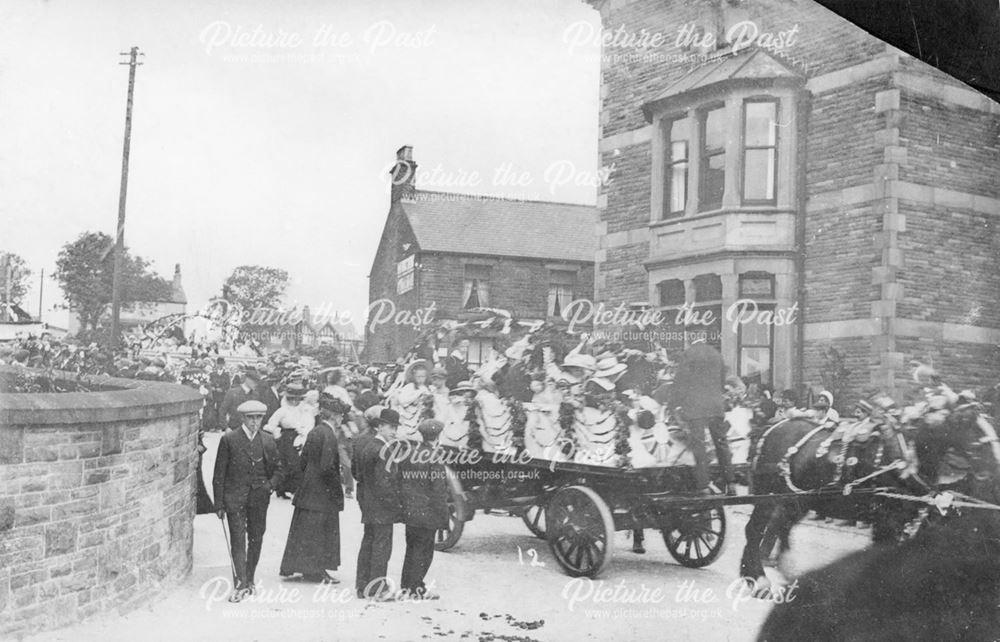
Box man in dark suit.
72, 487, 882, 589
398, 419, 448, 600
354, 408, 402, 601
213, 400, 284, 602
256, 366, 281, 425
670, 338, 730, 494
218, 369, 259, 431
208, 357, 231, 431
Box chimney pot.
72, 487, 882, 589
390, 145, 417, 204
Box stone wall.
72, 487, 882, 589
0, 367, 203, 638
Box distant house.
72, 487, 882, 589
0, 303, 47, 341
239, 305, 363, 361
367, 146, 597, 365
67, 264, 187, 336
297, 306, 363, 361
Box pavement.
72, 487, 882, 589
26, 432, 871, 642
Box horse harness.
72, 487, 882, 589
773, 416, 903, 495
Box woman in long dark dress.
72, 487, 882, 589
279, 394, 348, 583
195, 429, 215, 514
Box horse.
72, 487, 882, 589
756, 400, 1000, 641
739, 411, 919, 588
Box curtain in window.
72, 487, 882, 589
548, 285, 573, 317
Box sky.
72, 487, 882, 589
0, 0, 601, 332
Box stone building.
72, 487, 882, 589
586, 0, 999, 402
367, 146, 597, 365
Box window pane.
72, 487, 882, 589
740, 273, 774, 297
739, 347, 772, 383
670, 119, 689, 145
693, 274, 721, 302
658, 279, 685, 306
744, 149, 776, 201
704, 108, 725, 151
670, 159, 687, 214
701, 153, 725, 210
670, 139, 687, 163
740, 319, 771, 346
745, 102, 776, 147
548, 285, 573, 317
463, 278, 489, 308
687, 305, 722, 352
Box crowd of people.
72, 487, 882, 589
204, 360, 456, 604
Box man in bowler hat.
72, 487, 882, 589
213, 400, 284, 602
354, 408, 403, 601
218, 368, 260, 431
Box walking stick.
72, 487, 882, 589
219, 513, 238, 585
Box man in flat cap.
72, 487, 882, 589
213, 399, 284, 602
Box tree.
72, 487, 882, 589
53, 232, 172, 335
297, 343, 340, 368
0, 251, 32, 306
222, 265, 289, 311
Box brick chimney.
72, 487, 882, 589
390, 145, 417, 203
170, 263, 187, 304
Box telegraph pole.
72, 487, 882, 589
110, 46, 142, 348
38, 269, 44, 320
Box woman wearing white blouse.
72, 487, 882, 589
267, 383, 311, 498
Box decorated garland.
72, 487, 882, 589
558, 401, 577, 458
613, 403, 633, 470
465, 398, 483, 451
508, 398, 527, 451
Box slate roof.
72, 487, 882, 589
401, 191, 597, 263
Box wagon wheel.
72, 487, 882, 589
435, 466, 466, 552
522, 501, 548, 539
547, 486, 615, 578
661, 506, 726, 568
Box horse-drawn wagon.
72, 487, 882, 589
383, 312, 752, 577
433, 449, 734, 578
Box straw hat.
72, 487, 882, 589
562, 353, 597, 371
403, 359, 430, 381
594, 354, 627, 379
283, 382, 307, 399
449, 380, 475, 395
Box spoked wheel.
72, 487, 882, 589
521, 501, 548, 539
661, 506, 726, 568
547, 486, 615, 577
434, 466, 466, 551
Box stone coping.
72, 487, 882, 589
0, 365, 203, 425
